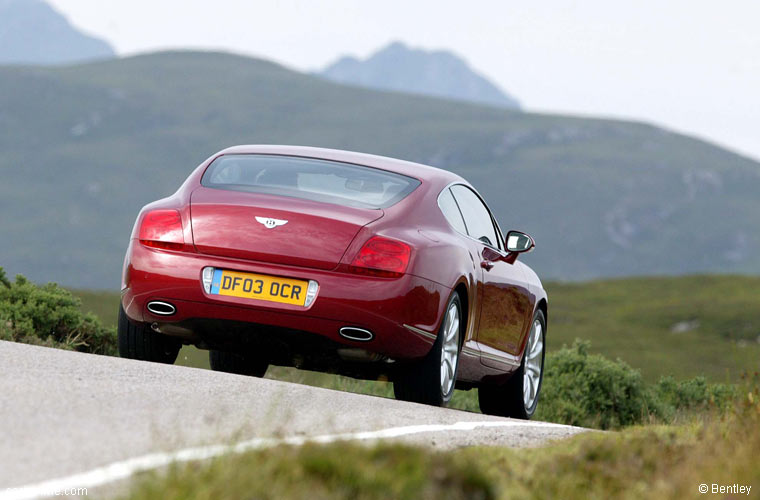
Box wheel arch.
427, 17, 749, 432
453, 281, 469, 347
536, 298, 548, 327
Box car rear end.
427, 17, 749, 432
120, 152, 450, 376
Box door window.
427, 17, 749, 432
437, 188, 467, 234
450, 185, 500, 249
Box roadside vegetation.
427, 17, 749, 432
548, 275, 760, 382
535, 340, 736, 429
124, 383, 760, 499
0, 267, 116, 355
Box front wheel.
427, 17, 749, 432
479, 309, 546, 419
117, 305, 180, 364
393, 292, 463, 406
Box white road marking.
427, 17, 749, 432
1, 420, 576, 500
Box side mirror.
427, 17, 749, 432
503, 230, 535, 264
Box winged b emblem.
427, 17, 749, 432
255, 216, 288, 229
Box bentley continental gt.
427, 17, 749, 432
118, 145, 547, 418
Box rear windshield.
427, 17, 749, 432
201, 154, 421, 209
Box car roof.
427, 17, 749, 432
217, 145, 465, 185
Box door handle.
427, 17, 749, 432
480, 260, 494, 271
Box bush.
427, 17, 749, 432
0, 267, 116, 355
652, 376, 735, 418
535, 340, 737, 429
535, 340, 658, 429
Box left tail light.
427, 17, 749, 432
138, 209, 186, 251
348, 236, 411, 278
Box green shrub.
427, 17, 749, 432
535, 340, 658, 429
535, 340, 737, 429
0, 267, 116, 355
653, 376, 735, 418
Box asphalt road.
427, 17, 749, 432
0, 340, 587, 494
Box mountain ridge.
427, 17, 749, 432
0, 0, 115, 65
320, 41, 520, 110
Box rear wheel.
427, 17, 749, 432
393, 292, 462, 406
479, 309, 546, 419
209, 350, 269, 377
117, 305, 180, 364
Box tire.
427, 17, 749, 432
209, 350, 269, 377
117, 305, 180, 364
393, 292, 463, 406
479, 309, 546, 419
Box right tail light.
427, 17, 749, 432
348, 236, 411, 278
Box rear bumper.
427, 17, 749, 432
122, 241, 449, 360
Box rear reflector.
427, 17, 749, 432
139, 209, 185, 250
348, 236, 411, 278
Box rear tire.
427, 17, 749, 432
117, 305, 180, 364
393, 292, 463, 406
479, 309, 546, 419
209, 350, 269, 377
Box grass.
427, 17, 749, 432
123, 389, 760, 500
547, 275, 760, 382
72, 274, 760, 385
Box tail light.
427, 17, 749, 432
139, 209, 186, 251
348, 236, 411, 278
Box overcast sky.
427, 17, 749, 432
48, 0, 760, 161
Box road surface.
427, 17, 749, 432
0, 340, 587, 496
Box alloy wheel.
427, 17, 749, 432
440, 301, 460, 396
522, 318, 544, 409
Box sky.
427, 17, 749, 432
47, 0, 760, 161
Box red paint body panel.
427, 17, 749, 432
190, 187, 382, 270
121, 145, 548, 384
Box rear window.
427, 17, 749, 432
201, 154, 421, 209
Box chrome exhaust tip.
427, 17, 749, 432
146, 301, 176, 316
339, 327, 374, 342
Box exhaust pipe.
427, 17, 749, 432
339, 327, 374, 342
146, 301, 176, 316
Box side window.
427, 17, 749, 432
438, 188, 467, 234
450, 185, 500, 249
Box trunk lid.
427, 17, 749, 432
190, 187, 382, 270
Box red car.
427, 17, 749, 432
119, 145, 547, 418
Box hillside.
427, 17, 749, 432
320, 41, 520, 109
0, 0, 114, 65
1, 51, 760, 288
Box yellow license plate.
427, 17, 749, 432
210, 269, 308, 306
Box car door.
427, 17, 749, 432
449, 185, 534, 368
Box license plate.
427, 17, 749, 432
210, 269, 309, 306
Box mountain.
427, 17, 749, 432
0, 0, 114, 65
320, 41, 520, 109
1, 51, 759, 289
